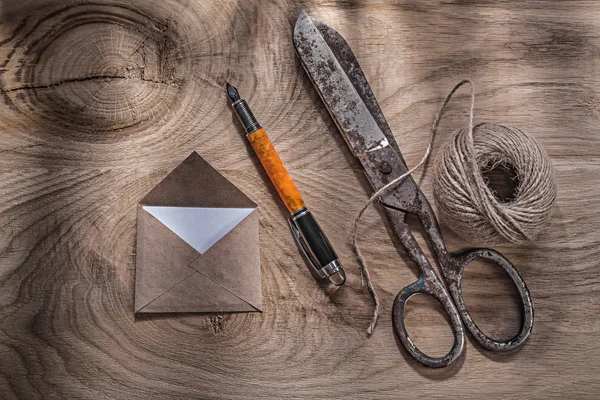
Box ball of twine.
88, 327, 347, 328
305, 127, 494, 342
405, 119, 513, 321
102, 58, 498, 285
433, 123, 557, 244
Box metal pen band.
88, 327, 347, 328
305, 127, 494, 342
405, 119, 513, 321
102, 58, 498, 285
321, 260, 343, 277
232, 99, 261, 134
291, 207, 309, 220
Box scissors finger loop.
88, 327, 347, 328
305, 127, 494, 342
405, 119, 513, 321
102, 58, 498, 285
392, 276, 466, 368
447, 248, 534, 351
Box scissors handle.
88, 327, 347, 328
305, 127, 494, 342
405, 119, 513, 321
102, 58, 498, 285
385, 205, 534, 367
385, 207, 466, 368
414, 200, 535, 352
445, 248, 535, 351
392, 273, 466, 368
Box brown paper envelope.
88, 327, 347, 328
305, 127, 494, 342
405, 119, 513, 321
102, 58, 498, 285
134, 152, 261, 314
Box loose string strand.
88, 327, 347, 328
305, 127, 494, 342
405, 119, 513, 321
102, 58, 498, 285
354, 79, 476, 335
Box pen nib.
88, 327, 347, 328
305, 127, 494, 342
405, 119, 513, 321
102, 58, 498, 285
226, 82, 240, 103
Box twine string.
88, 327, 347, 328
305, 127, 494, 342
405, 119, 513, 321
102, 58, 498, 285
354, 80, 476, 335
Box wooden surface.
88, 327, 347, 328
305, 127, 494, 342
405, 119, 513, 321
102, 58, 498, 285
0, 0, 599, 398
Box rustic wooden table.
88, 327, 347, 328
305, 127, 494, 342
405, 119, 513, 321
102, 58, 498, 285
1, 0, 599, 398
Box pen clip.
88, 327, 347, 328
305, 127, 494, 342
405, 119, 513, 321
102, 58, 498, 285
288, 217, 327, 279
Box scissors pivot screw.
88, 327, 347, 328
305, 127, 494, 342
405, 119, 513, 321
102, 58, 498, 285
379, 161, 392, 174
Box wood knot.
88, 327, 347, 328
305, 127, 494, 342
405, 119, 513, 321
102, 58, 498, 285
0, 3, 193, 137
207, 314, 224, 334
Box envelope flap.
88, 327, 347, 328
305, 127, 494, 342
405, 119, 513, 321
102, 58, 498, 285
140, 152, 257, 208
136, 273, 258, 313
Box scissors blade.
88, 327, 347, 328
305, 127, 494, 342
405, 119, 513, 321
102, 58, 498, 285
294, 12, 392, 153
293, 12, 420, 212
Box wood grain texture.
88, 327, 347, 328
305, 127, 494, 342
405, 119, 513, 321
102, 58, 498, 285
0, 0, 599, 398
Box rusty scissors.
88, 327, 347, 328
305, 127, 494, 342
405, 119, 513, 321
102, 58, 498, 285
294, 11, 534, 368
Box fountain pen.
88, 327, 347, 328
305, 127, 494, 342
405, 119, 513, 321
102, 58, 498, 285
226, 83, 346, 286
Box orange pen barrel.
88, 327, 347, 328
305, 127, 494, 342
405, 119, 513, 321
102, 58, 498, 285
247, 128, 306, 214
